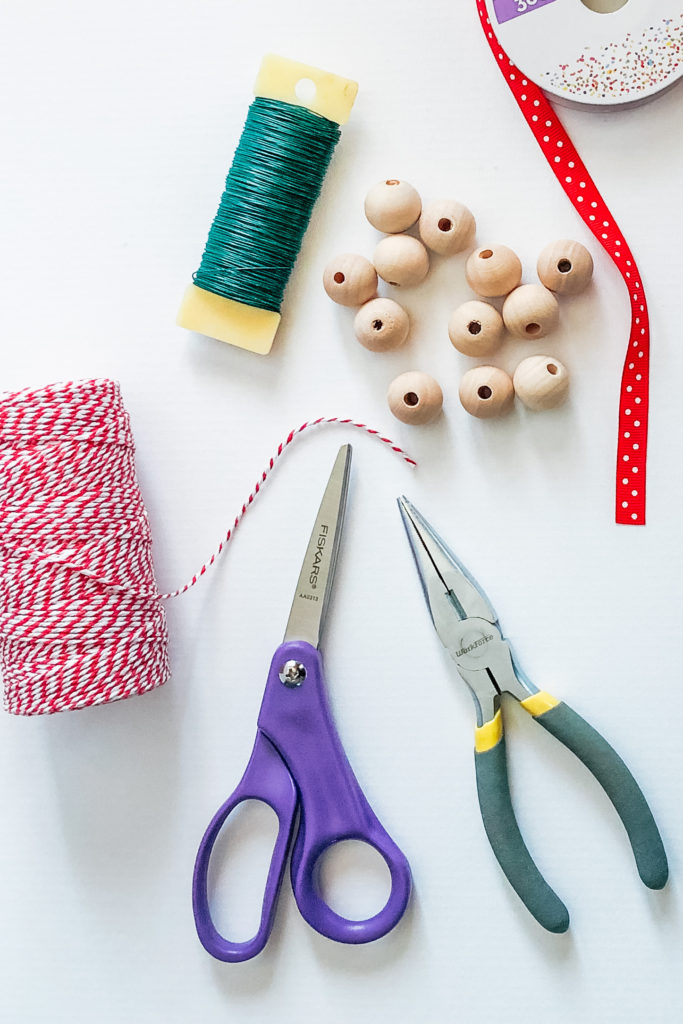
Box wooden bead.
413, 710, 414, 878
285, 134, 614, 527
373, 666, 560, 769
364, 179, 422, 233
418, 199, 475, 256
537, 239, 594, 295
502, 284, 559, 339
374, 234, 430, 287
459, 365, 514, 419
448, 300, 504, 357
513, 355, 569, 411
354, 297, 410, 352
323, 253, 377, 307
387, 371, 443, 425
465, 244, 522, 297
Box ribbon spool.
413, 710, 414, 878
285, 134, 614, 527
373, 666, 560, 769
479, 0, 682, 525
488, 1, 682, 109
177, 55, 358, 356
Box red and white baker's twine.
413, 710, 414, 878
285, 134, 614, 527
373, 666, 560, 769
0, 380, 415, 715
477, 0, 649, 526
161, 416, 415, 600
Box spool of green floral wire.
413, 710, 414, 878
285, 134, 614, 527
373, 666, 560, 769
178, 55, 358, 355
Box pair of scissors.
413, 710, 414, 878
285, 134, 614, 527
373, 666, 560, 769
398, 496, 668, 933
193, 446, 411, 962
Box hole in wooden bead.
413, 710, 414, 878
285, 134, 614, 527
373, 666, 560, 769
372, 319, 384, 331
557, 258, 572, 273
386, 179, 400, 185
389, 280, 399, 287
438, 218, 452, 232
333, 272, 345, 284
403, 392, 420, 407
479, 249, 493, 259
468, 321, 482, 335
525, 322, 541, 336
547, 363, 558, 375
478, 385, 492, 400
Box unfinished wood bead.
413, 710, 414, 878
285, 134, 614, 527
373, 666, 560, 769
388, 371, 443, 425
323, 253, 378, 307
354, 297, 410, 352
537, 239, 594, 295
459, 365, 514, 419
418, 199, 476, 256
374, 235, 430, 288
502, 284, 559, 340
514, 355, 569, 411
364, 179, 422, 233
465, 244, 522, 297
448, 300, 504, 357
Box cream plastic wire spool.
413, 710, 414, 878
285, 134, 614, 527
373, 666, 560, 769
178, 55, 358, 355
485, 0, 683, 110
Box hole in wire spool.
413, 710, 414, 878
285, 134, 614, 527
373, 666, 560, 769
295, 77, 317, 103
316, 840, 392, 921
207, 799, 280, 942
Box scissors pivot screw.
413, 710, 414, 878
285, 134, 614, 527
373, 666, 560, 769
279, 660, 307, 687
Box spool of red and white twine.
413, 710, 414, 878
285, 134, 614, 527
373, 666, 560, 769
0, 379, 415, 716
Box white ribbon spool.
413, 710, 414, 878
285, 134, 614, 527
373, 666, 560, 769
485, 0, 683, 109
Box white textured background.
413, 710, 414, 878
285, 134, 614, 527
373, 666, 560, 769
1, 1, 682, 1021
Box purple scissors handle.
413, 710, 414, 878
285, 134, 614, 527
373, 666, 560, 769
192, 731, 297, 963
193, 641, 411, 962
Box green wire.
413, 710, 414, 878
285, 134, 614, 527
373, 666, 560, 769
193, 97, 341, 313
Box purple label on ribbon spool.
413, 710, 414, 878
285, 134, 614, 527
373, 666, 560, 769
493, 0, 558, 24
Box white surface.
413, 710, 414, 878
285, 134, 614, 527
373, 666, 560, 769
1, 1, 682, 1021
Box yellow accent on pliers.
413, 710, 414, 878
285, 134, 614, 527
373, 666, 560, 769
521, 691, 560, 718
475, 710, 503, 752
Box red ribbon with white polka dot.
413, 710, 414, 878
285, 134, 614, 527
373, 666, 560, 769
477, 0, 649, 525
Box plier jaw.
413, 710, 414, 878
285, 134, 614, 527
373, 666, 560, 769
398, 496, 497, 631
397, 496, 530, 724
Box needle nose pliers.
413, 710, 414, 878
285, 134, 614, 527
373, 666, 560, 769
398, 496, 668, 933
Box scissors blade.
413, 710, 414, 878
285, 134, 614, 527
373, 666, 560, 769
397, 496, 498, 647
283, 445, 352, 648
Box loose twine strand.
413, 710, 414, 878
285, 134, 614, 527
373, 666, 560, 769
0, 379, 415, 715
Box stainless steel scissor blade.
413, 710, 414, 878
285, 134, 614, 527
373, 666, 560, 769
283, 445, 352, 648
